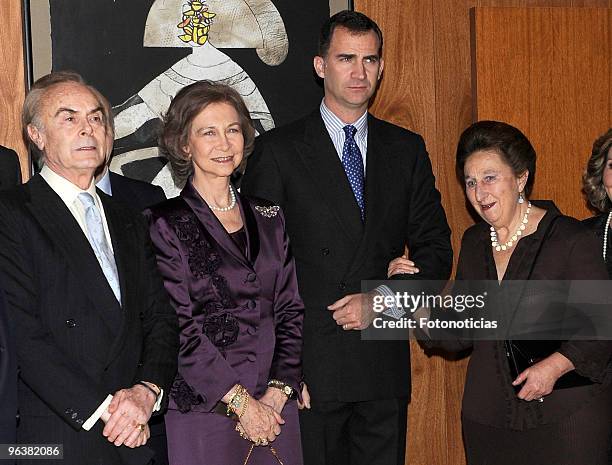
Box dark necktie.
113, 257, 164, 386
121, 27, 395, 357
341, 125, 365, 220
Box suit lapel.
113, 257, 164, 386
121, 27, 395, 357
25, 176, 121, 318
346, 116, 395, 275
99, 191, 138, 366
295, 111, 363, 246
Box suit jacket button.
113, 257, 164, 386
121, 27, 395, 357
321, 248, 330, 256
246, 326, 256, 335
246, 273, 257, 283
71, 412, 78, 420
247, 300, 256, 309
76, 419, 84, 425
65, 319, 76, 328
247, 353, 256, 362
339, 282, 346, 290
64, 408, 73, 415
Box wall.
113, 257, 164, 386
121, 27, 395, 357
0, 0, 28, 180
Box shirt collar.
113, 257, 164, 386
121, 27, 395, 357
320, 99, 368, 143
40, 165, 98, 205
96, 168, 112, 196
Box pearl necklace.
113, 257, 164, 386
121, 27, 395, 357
206, 185, 236, 212
602, 211, 612, 261
490, 201, 531, 252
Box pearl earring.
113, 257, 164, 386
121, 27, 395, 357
518, 192, 525, 204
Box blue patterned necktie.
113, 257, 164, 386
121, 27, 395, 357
78, 193, 121, 303
342, 125, 365, 220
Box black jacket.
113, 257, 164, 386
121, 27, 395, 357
242, 110, 452, 402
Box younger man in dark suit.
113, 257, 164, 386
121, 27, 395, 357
242, 11, 452, 465
94, 90, 166, 211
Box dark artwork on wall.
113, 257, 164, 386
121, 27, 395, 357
29, 0, 334, 196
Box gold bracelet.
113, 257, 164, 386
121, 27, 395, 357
227, 385, 249, 419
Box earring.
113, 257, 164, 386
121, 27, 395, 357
518, 192, 525, 204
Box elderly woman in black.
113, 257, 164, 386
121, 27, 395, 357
390, 121, 612, 465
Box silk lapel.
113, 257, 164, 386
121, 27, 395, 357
295, 111, 363, 246
239, 194, 260, 264
25, 176, 121, 316
181, 181, 254, 271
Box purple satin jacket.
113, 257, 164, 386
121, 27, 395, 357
145, 181, 304, 413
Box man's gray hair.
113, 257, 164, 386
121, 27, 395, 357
22, 71, 109, 160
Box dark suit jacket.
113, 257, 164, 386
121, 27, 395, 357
0, 175, 178, 465
0, 146, 22, 190
109, 171, 166, 211
241, 110, 452, 403
0, 286, 16, 444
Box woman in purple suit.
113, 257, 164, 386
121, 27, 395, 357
145, 81, 304, 465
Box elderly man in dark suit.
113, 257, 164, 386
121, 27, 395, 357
93, 89, 166, 211
0, 71, 178, 465
0, 145, 22, 190
242, 11, 452, 465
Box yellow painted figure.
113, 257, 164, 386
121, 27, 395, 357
178, 0, 216, 45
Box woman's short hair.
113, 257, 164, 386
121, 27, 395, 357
456, 121, 537, 197
160, 81, 255, 185
582, 128, 612, 213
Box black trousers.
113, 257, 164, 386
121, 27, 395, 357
299, 398, 408, 465
149, 416, 168, 465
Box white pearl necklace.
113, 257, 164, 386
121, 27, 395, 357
602, 211, 612, 261
206, 185, 236, 212
490, 201, 532, 252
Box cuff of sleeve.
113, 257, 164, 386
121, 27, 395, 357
82, 394, 113, 431
153, 389, 164, 412
375, 285, 406, 320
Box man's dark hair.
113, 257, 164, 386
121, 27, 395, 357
318, 10, 383, 57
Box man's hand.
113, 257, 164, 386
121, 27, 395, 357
297, 383, 311, 410
328, 292, 376, 330
102, 384, 156, 447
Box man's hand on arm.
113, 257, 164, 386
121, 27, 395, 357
328, 292, 377, 330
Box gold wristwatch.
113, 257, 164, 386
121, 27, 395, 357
267, 379, 295, 399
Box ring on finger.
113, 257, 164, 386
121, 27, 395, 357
136, 423, 145, 432
342, 323, 349, 330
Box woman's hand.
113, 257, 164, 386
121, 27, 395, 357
297, 383, 311, 410
387, 255, 419, 277
259, 387, 288, 414
238, 397, 285, 445
512, 352, 575, 401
